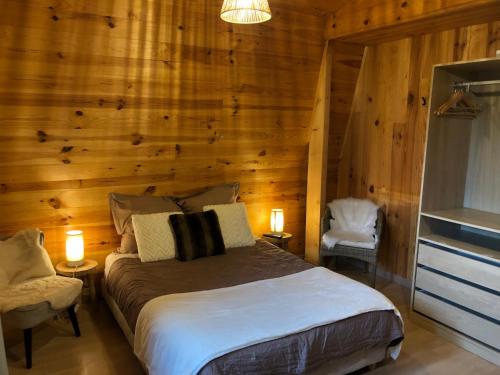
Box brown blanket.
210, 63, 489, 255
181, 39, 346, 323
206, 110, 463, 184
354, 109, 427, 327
106, 240, 403, 374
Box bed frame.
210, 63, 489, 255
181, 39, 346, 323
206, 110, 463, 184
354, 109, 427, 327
101, 278, 134, 347
101, 277, 389, 374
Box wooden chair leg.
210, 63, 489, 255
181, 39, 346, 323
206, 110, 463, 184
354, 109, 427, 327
23, 328, 32, 369
67, 305, 81, 337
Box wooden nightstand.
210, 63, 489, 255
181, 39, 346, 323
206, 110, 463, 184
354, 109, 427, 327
56, 259, 98, 302
263, 233, 293, 250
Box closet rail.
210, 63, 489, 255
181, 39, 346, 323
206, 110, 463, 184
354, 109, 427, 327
453, 79, 500, 87
452, 80, 500, 96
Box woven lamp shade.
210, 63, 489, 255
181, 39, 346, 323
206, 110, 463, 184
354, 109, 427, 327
220, 0, 272, 24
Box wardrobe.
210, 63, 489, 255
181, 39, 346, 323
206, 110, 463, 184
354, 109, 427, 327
412, 57, 500, 366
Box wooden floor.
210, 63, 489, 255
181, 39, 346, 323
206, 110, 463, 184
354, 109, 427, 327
4, 272, 499, 375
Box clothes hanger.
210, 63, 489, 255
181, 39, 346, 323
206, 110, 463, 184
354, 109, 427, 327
434, 86, 482, 119
434, 89, 464, 116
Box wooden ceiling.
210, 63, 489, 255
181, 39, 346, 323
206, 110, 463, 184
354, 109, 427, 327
308, 0, 350, 14
270, 0, 349, 16
324, 0, 500, 43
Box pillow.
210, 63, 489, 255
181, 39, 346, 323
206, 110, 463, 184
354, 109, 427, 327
0, 229, 55, 287
109, 193, 180, 253
203, 203, 255, 248
169, 210, 226, 261
132, 211, 182, 262
176, 183, 239, 213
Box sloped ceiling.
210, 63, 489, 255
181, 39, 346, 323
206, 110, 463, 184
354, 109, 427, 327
270, 0, 348, 17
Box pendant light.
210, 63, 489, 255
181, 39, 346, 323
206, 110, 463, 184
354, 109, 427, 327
220, 0, 272, 24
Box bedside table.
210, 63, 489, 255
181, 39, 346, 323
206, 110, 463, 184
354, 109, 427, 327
263, 233, 293, 250
56, 259, 98, 302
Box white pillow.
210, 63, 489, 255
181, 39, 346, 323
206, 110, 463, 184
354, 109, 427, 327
132, 211, 182, 262
203, 203, 255, 248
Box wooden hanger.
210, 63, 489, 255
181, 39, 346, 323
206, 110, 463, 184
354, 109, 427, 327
434, 88, 482, 119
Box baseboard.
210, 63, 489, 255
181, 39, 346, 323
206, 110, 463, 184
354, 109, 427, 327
376, 266, 412, 289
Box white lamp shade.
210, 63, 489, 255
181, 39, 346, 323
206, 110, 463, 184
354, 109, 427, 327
66, 230, 84, 267
270, 209, 284, 233
220, 0, 272, 24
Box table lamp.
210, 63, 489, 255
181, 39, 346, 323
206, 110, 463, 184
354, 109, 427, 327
270, 208, 284, 233
66, 230, 84, 267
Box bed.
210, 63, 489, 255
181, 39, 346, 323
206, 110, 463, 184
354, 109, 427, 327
102, 240, 403, 375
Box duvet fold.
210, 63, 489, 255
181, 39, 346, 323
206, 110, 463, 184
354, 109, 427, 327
134, 267, 402, 375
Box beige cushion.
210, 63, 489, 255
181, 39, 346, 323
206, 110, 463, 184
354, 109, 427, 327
177, 183, 239, 213
329, 220, 377, 249
132, 211, 182, 262
109, 193, 180, 253
0, 276, 82, 314
203, 203, 255, 248
338, 240, 376, 250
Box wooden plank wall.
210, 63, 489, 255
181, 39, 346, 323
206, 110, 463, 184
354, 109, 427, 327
333, 21, 500, 278
304, 41, 333, 264
0, 0, 328, 267
326, 41, 364, 202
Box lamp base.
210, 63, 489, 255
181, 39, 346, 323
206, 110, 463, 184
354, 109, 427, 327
66, 259, 84, 267
263, 232, 284, 239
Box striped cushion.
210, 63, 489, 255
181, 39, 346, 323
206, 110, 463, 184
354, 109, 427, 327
169, 210, 226, 262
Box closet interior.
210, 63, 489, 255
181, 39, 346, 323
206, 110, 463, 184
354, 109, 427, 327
412, 58, 500, 366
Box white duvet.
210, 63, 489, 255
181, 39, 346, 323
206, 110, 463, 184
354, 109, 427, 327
134, 267, 402, 375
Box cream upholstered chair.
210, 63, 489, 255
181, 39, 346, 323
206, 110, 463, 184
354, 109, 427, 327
0, 230, 82, 369
319, 201, 384, 287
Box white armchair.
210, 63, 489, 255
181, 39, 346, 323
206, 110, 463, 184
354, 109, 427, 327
319, 198, 384, 287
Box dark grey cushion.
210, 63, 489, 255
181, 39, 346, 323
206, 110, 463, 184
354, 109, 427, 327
169, 210, 226, 262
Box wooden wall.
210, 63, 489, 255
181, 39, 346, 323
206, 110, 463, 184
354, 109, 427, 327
326, 41, 364, 202
332, 21, 500, 278
0, 0, 328, 267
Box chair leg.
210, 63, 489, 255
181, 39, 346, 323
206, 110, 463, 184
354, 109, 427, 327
321, 256, 336, 270
370, 263, 377, 288
67, 305, 81, 337
319, 255, 326, 267
331, 256, 337, 270
23, 328, 32, 369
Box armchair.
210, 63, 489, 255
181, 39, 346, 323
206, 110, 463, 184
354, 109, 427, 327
319, 205, 384, 287
0, 229, 82, 369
